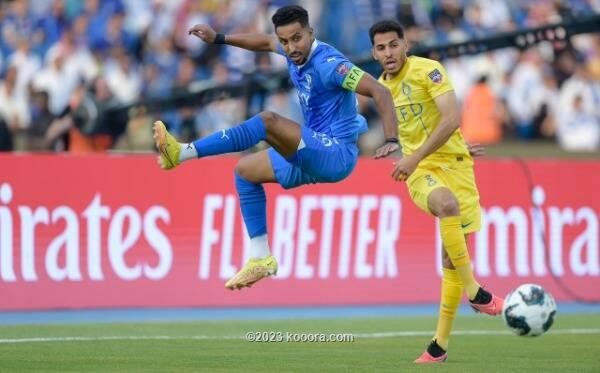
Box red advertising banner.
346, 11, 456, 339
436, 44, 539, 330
0, 154, 598, 310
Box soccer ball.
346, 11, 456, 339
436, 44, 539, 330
502, 284, 557, 337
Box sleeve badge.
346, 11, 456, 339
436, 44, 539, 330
428, 68, 443, 84
336, 63, 350, 76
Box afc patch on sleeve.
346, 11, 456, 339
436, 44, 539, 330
428, 68, 443, 84
336, 63, 350, 76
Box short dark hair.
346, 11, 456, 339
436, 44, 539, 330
369, 20, 405, 45
271, 5, 309, 29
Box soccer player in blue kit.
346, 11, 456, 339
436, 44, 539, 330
153, 5, 400, 290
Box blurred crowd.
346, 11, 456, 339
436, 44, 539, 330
0, 0, 599, 153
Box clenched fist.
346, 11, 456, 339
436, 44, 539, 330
188, 24, 217, 43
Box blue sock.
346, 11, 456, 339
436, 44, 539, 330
235, 173, 267, 238
193, 115, 266, 157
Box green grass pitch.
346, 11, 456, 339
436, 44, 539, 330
1, 313, 599, 372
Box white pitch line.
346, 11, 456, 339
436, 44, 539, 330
0, 328, 598, 344
0, 335, 241, 344
354, 328, 600, 338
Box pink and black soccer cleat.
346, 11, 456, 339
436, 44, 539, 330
414, 340, 448, 364
414, 350, 448, 364
470, 287, 504, 316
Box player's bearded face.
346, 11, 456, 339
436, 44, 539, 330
276, 22, 314, 65
372, 32, 408, 75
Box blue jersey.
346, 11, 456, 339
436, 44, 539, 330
276, 40, 368, 141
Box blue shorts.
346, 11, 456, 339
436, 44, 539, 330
269, 126, 359, 189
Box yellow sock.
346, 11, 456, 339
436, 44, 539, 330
440, 216, 480, 299
434, 268, 463, 350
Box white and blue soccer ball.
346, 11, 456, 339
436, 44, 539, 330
502, 284, 557, 337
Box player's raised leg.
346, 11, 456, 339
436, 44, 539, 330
225, 150, 279, 290
428, 187, 504, 315
415, 249, 462, 363
152, 111, 302, 170
152, 111, 305, 289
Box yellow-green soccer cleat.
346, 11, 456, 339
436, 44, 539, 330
225, 256, 278, 290
153, 121, 180, 170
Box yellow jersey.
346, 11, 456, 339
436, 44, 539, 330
378, 56, 471, 166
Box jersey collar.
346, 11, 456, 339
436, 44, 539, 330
297, 39, 319, 70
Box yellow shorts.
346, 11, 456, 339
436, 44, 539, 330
406, 158, 481, 234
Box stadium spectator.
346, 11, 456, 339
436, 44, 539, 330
529, 68, 560, 139
142, 0, 182, 46
556, 63, 600, 151
175, 0, 212, 57
0, 119, 12, 151
194, 61, 247, 139
461, 76, 503, 144
8, 38, 41, 99
32, 52, 75, 116
1, 0, 36, 56
141, 63, 172, 100
34, 0, 69, 49
557, 94, 600, 151
506, 49, 546, 139
103, 46, 142, 105
0, 65, 30, 150
144, 36, 180, 86
26, 90, 56, 151
113, 105, 155, 152
45, 23, 99, 85
68, 77, 123, 152
169, 55, 200, 142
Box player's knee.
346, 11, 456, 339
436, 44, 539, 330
442, 250, 455, 269
235, 158, 254, 182
437, 197, 460, 217
259, 111, 278, 129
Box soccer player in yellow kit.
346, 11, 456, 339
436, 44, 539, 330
369, 20, 504, 363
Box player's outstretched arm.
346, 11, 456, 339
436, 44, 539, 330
188, 24, 277, 52
353, 73, 399, 158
